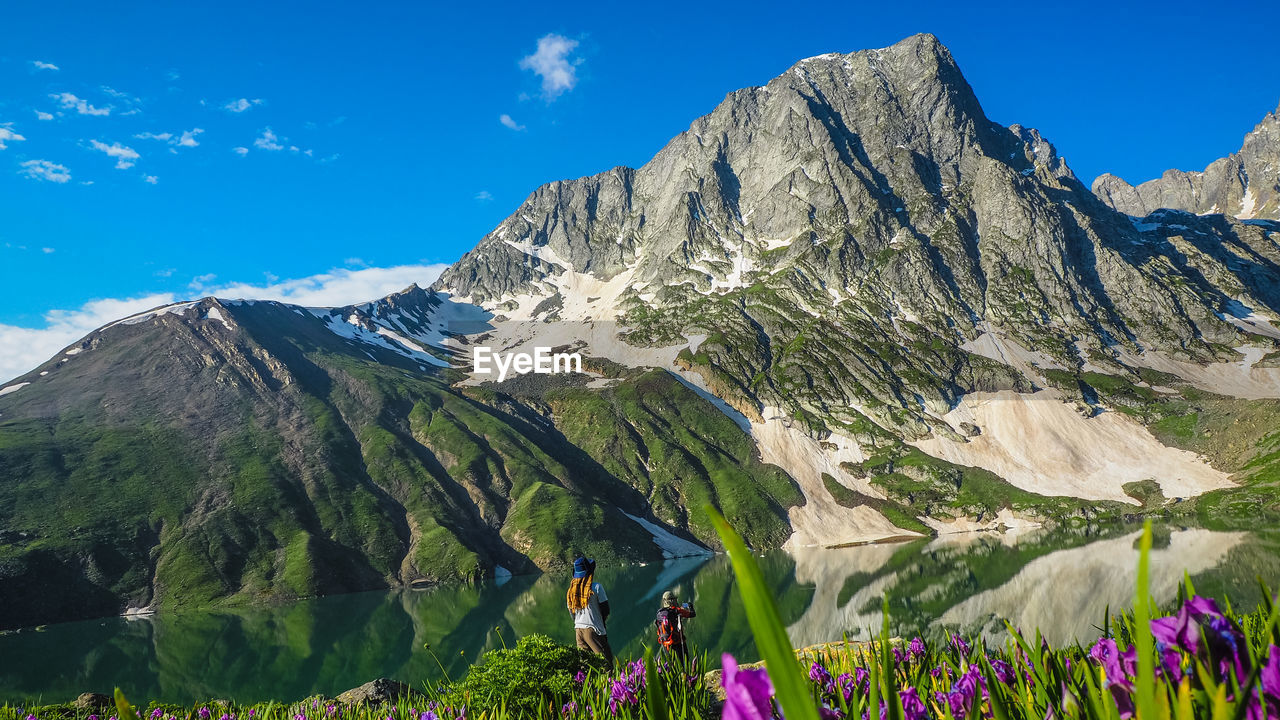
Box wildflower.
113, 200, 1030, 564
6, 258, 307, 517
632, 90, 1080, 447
721, 653, 774, 720
573, 670, 586, 685
991, 658, 1015, 684
900, 687, 927, 720
1089, 638, 1134, 691
152, 710, 164, 720
560, 701, 577, 718
809, 662, 835, 694
199, 710, 212, 720
91, 715, 100, 720
950, 634, 970, 655
909, 637, 925, 660
420, 711, 438, 720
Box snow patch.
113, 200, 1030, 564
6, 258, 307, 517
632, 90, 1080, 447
205, 307, 229, 328
65, 348, 83, 356
913, 390, 1233, 502
0, 383, 31, 397
1121, 346, 1280, 400
620, 511, 711, 558
750, 407, 919, 548
1239, 186, 1257, 220
669, 371, 751, 431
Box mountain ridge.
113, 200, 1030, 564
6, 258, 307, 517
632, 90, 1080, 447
4, 34, 1280, 630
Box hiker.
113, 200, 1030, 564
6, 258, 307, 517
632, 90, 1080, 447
655, 589, 696, 665
566, 556, 613, 668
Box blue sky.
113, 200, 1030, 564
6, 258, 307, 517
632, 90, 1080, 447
2, 0, 1279, 381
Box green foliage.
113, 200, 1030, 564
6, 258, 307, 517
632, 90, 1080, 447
441, 633, 606, 714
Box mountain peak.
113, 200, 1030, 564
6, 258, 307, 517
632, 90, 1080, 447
1093, 100, 1280, 220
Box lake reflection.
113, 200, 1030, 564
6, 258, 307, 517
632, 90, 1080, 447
1, 524, 1276, 705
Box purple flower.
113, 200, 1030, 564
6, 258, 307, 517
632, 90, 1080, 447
421, 712, 438, 720
950, 634, 971, 655
900, 687, 927, 720
892, 647, 906, 666
991, 659, 1015, 685
574, 670, 586, 685
560, 701, 577, 718
152, 710, 164, 720
1089, 638, 1134, 691
199, 710, 211, 720
819, 708, 844, 720
1263, 645, 1280, 698
909, 637, 925, 660
809, 662, 835, 693
721, 654, 775, 720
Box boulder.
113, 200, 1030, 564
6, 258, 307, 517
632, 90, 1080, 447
336, 678, 415, 706
74, 693, 113, 711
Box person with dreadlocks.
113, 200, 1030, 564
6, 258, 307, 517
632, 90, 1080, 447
566, 556, 613, 668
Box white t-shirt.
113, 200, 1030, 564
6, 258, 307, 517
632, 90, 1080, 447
571, 582, 609, 635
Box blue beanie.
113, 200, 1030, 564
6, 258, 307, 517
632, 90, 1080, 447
572, 557, 594, 578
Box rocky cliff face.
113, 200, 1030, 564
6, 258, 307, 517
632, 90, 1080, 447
1093, 103, 1280, 220
437, 33, 1280, 438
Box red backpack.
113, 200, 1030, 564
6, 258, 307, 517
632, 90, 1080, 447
655, 607, 680, 646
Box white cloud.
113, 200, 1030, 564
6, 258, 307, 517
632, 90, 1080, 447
32, 60, 59, 71
100, 86, 141, 109
499, 113, 526, 131
52, 92, 111, 116
0, 293, 178, 383
35, 111, 54, 121
475, 190, 494, 201
224, 98, 263, 113
42, 247, 55, 254
19, 159, 71, 183
189, 273, 218, 289
232, 146, 249, 156
176, 129, 203, 147
90, 140, 140, 169
519, 34, 581, 100
0, 125, 26, 149
143, 175, 159, 185
0, 263, 451, 383
136, 128, 202, 148
254, 127, 284, 151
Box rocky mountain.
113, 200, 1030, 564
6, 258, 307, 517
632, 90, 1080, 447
1093, 102, 1280, 220
4, 33, 1280, 630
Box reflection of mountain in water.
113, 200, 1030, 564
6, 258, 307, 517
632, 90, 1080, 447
937, 529, 1243, 644
1, 526, 1275, 705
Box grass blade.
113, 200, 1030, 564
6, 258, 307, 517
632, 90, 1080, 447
1135, 521, 1157, 720
707, 505, 821, 720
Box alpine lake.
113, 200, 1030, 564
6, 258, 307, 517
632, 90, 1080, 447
2, 522, 1277, 705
